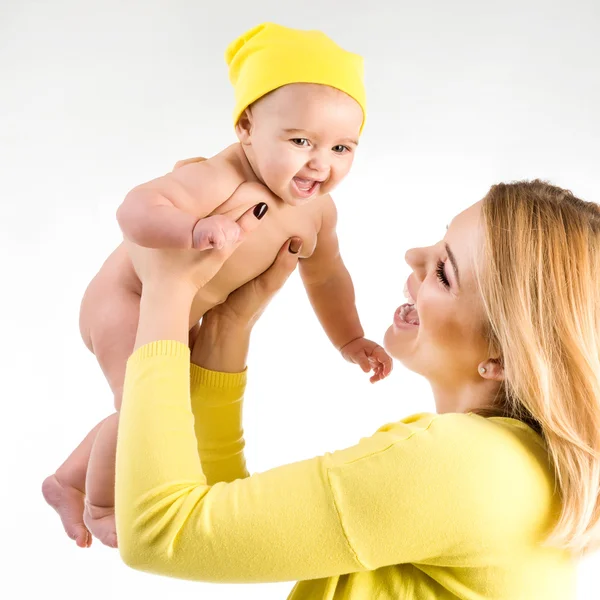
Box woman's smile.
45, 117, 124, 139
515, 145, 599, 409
393, 303, 420, 330
392, 279, 420, 330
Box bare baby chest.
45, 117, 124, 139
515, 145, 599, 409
191, 194, 320, 316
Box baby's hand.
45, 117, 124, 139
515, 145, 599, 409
192, 215, 242, 251
340, 337, 393, 384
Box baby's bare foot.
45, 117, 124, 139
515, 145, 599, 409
84, 501, 118, 548
42, 474, 91, 548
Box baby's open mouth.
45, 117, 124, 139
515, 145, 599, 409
292, 177, 322, 197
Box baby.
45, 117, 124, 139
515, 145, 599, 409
42, 22, 392, 548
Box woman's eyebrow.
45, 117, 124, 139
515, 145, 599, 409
445, 242, 460, 285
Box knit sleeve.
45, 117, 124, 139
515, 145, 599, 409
190, 364, 249, 484
115, 341, 362, 582
115, 341, 550, 583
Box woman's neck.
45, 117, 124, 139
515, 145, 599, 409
430, 378, 501, 414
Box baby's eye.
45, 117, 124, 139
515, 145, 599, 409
291, 138, 310, 147
332, 145, 350, 154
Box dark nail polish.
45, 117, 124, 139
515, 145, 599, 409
253, 203, 268, 219
289, 238, 302, 254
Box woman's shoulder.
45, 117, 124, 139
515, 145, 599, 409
392, 411, 549, 473
325, 411, 554, 505
324, 411, 557, 548
375, 410, 545, 453
352, 410, 544, 448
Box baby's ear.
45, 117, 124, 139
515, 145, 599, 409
235, 108, 254, 143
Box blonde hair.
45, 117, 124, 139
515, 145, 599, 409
475, 179, 600, 554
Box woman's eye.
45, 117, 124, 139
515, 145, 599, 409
332, 145, 350, 154
291, 138, 309, 147
436, 260, 450, 288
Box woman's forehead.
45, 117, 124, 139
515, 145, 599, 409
445, 202, 483, 279
447, 200, 482, 233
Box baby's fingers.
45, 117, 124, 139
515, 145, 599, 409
355, 351, 371, 373
190, 203, 269, 287
372, 347, 393, 378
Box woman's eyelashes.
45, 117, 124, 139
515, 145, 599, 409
436, 260, 450, 288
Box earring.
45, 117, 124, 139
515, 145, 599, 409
479, 366, 487, 375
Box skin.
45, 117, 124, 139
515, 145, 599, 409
238, 83, 364, 206
130, 200, 505, 430
383, 200, 504, 413
43, 83, 388, 551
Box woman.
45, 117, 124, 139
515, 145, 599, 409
115, 180, 600, 599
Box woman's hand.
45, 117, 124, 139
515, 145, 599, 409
191, 237, 303, 372
210, 236, 303, 329
129, 203, 269, 351
126, 203, 269, 296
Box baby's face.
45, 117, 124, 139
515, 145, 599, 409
239, 83, 363, 205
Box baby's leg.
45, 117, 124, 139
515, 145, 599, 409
81, 287, 140, 548
83, 413, 120, 548
83, 299, 201, 547
42, 417, 109, 548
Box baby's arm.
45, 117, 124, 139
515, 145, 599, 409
299, 196, 392, 382
116, 159, 242, 249
299, 196, 364, 349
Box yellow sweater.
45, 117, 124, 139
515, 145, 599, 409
115, 341, 576, 599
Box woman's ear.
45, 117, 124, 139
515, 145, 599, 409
477, 358, 504, 382
235, 108, 253, 144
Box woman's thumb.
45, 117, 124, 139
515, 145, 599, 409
258, 237, 303, 294
235, 203, 269, 237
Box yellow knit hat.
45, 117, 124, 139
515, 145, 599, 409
225, 23, 366, 133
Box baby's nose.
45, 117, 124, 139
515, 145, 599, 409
307, 156, 329, 176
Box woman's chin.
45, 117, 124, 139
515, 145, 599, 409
384, 325, 417, 367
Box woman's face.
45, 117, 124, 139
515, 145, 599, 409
384, 201, 492, 392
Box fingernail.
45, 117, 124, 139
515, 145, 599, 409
289, 238, 302, 254
253, 203, 268, 219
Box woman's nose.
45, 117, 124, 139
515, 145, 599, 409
405, 247, 420, 269
405, 247, 427, 279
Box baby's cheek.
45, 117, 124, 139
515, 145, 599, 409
266, 152, 294, 179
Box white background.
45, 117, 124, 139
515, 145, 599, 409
2, 0, 599, 598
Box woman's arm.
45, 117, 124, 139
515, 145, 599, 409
117, 333, 495, 583
116, 232, 362, 581
116, 223, 494, 584
189, 314, 252, 484
186, 236, 303, 484
191, 311, 251, 373
116, 335, 367, 582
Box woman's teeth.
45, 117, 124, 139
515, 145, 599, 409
398, 303, 420, 326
